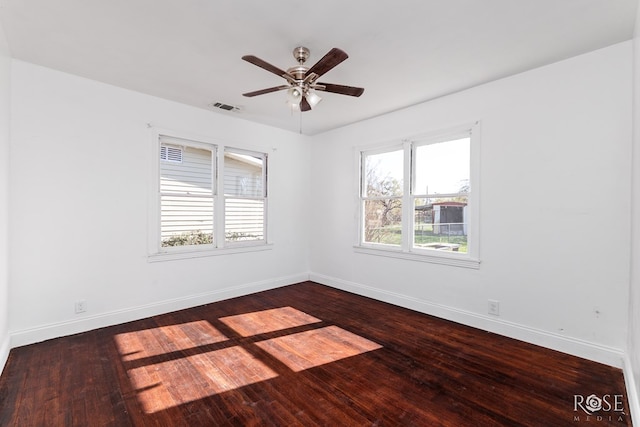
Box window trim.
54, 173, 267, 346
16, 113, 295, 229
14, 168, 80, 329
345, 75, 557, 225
148, 127, 271, 261
355, 122, 481, 269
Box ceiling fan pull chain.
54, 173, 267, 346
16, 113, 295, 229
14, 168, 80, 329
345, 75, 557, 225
299, 109, 303, 134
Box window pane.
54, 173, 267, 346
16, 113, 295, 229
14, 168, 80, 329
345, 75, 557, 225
160, 195, 214, 247
224, 152, 264, 197
363, 199, 402, 245
364, 150, 403, 197
225, 198, 264, 242
414, 196, 468, 253
414, 138, 469, 195
160, 146, 212, 195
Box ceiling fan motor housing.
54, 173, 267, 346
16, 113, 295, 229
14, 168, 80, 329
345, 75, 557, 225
286, 65, 308, 80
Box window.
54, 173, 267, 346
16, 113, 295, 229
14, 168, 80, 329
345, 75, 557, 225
224, 149, 266, 242
160, 139, 214, 248
152, 133, 268, 257
358, 123, 479, 268
413, 137, 470, 252
362, 147, 404, 245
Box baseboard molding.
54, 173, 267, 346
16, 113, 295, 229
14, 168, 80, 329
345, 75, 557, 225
0, 332, 9, 376
309, 272, 625, 368
623, 355, 640, 424
10, 272, 310, 348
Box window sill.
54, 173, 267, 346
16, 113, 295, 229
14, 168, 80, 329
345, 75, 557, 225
353, 245, 480, 269
148, 243, 273, 262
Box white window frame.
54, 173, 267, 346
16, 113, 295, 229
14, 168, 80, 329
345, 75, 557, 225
148, 128, 271, 261
355, 122, 480, 269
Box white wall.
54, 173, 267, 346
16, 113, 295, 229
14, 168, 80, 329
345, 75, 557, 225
0, 18, 11, 371
8, 60, 310, 345
310, 42, 632, 366
627, 4, 640, 419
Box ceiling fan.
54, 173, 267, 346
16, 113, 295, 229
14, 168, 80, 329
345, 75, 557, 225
242, 46, 364, 111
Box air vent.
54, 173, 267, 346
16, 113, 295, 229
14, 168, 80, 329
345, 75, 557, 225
210, 102, 242, 113
160, 145, 183, 163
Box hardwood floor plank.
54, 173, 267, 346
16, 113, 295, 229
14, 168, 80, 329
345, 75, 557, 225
0, 282, 633, 426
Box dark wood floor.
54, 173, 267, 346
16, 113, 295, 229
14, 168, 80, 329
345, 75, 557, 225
0, 282, 632, 426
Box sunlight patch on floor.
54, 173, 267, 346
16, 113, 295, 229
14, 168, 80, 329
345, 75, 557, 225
117, 308, 382, 413
219, 306, 322, 337
255, 325, 383, 372
127, 345, 278, 413
114, 320, 228, 361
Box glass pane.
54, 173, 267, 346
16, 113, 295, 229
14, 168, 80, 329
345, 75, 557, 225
364, 149, 403, 197
160, 146, 212, 195
363, 199, 402, 245
225, 198, 264, 242
160, 195, 214, 247
414, 137, 469, 195
224, 151, 264, 197
414, 196, 468, 253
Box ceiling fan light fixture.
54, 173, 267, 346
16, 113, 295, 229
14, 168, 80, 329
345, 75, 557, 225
286, 86, 303, 104
305, 90, 322, 108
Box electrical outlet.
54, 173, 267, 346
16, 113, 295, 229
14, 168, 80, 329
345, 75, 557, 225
488, 299, 500, 316
75, 300, 87, 314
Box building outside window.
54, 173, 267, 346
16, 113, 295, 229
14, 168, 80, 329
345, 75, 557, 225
224, 149, 267, 243
154, 134, 267, 254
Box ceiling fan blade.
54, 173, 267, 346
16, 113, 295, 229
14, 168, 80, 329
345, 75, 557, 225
300, 97, 312, 112
306, 48, 348, 78
316, 82, 364, 97
242, 55, 290, 79
242, 85, 289, 97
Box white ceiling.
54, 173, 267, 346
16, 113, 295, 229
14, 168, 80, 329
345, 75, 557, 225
0, 0, 636, 135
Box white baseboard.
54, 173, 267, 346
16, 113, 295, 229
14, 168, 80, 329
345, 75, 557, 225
309, 272, 625, 368
0, 332, 9, 376
10, 272, 310, 348
623, 355, 640, 424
